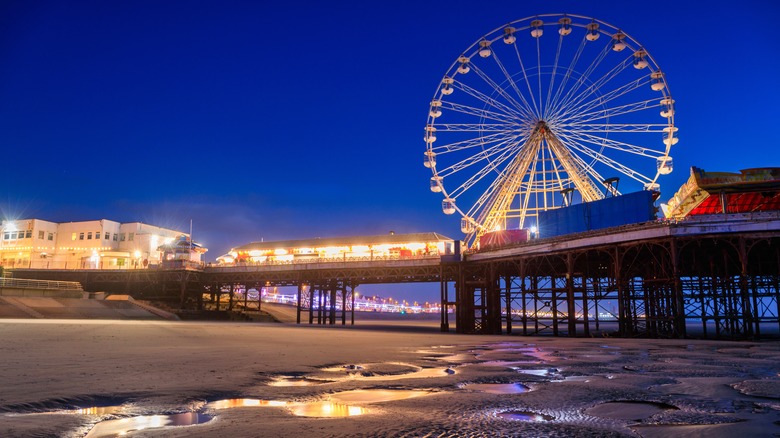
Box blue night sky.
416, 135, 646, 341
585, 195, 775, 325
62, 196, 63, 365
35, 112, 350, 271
1, 1, 779, 301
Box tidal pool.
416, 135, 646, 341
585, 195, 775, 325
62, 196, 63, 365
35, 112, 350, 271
289, 402, 367, 417
497, 410, 555, 422
85, 412, 212, 437
461, 383, 529, 394
329, 389, 433, 403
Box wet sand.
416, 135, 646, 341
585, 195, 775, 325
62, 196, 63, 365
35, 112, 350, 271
0, 318, 779, 437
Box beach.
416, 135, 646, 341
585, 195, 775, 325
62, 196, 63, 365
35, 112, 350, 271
1, 317, 779, 437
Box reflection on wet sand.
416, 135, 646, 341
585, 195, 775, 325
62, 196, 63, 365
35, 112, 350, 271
497, 410, 554, 422
329, 389, 432, 403
73, 406, 123, 416
289, 402, 367, 417
461, 383, 528, 394
85, 412, 212, 437
208, 399, 287, 409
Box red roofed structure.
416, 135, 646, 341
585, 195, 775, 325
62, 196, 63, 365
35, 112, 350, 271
664, 167, 780, 218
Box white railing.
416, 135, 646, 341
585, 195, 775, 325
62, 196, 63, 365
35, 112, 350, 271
0, 277, 83, 291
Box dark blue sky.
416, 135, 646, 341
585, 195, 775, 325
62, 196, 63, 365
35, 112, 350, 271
1, 1, 779, 301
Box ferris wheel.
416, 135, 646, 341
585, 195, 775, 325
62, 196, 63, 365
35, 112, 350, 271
424, 14, 676, 248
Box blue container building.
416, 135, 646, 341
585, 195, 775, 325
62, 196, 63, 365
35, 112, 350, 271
537, 191, 656, 239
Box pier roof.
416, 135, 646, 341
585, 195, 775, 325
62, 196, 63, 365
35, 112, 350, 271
233, 232, 454, 252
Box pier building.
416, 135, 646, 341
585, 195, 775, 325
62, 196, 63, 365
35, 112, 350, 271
0, 218, 202, 269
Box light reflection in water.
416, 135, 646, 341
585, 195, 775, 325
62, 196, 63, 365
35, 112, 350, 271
462, 383, 528, 394
515, 368, 557, 377
497, 410, 554, 422
329, 389, 432, 403
85, 412, 212, 437
268, 377, 332, 387
74, 406, 122, 416
84, 389, 429, 432
319, 363, 455, 381
206, 398, 366, 417
290, 402, 367, 417
208, 399, 287, 409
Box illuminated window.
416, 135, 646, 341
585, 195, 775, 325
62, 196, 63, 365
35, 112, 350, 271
38, 231, 44, 239
72, 232, 77, 241
48, 232, 54, 241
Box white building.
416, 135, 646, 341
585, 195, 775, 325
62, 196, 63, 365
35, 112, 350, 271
0, 218, 206, 269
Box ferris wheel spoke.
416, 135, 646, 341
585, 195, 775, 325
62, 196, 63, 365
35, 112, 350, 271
553, 74, 648, 123
559, 146, 622, 193
559, 130, 666, 158
511, 40, 542, 118
433, 130, 527, 155
561, 68, 644, 118
437, 133, 523, 179
518, 141, 546, 226
557, 97, 660, 126
484, 48, 539, 120
542, 33, 566, 120
517, 152, 539, 226
548, 39, 613, 117
449, 139, 527, 199
435, 123, 519, 132
551, 134, 610, 188
569, 154, 610, 196
548, 34, 589, 118
551, 55, 633, 118
535, 35, 543, 118
545, 135, 603, 201
474, 135, 541, 230
469, 63, 536, 120
441, 101, 521, 124
453, 80, 533, 121
562, 123, 669, 133
558, 136, 654, 184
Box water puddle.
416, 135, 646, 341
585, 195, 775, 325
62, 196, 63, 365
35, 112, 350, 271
73, 406, 124, 416
497, 410, 554, 422
85, 412, 212, 437
206, 397, 364, 418
474, 360, 538, 368
329, 389, 432, 403
321, 364, 367, 373
319, 363, 455, 381
461, 383, 529, 394
413, 346, 455, 357
289, 402, 367, 417
484, 345, 556, 362
268, 376, 334, 386
207, 399, 287, 409
584, 401, 677, 420
205, 389, 430, 419
433, 353, 478, 363
515, 368, 559, 377
553, 375, 592, 383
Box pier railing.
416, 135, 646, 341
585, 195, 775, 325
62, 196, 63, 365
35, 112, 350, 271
0, 277, 83, 291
